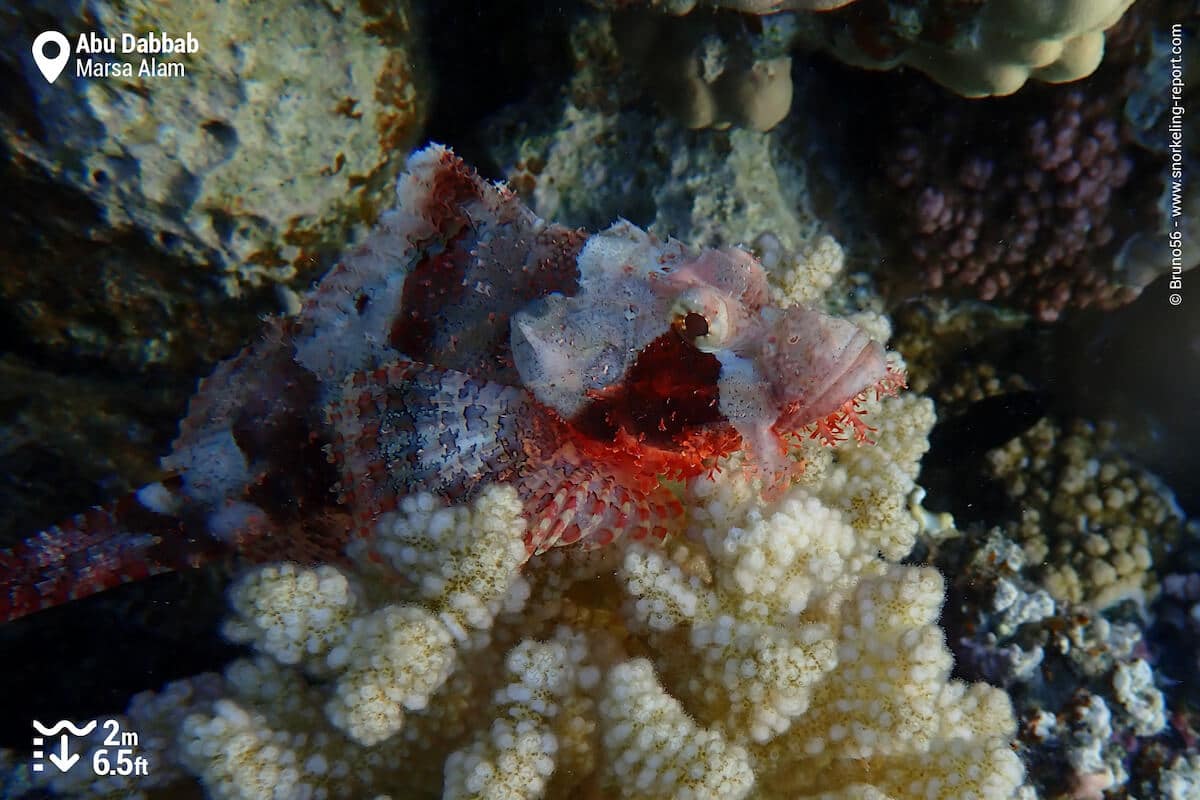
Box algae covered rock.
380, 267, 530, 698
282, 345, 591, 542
3, 0, 430, 295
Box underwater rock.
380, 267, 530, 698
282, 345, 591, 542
1115, 22, 1200, 292
0, 0, 431, 557
1, 0, 430, 295
489, 14, 851, 309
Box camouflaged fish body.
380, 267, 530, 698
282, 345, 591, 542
0, 145, 902, 622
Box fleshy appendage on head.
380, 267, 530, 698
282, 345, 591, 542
510, 222, 906, 498
727, 304, 907, 493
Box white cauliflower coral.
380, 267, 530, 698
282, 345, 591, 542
19, 382, 1024, 800
599, 658, 756, 800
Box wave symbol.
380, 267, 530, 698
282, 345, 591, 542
32, 720, 97, 737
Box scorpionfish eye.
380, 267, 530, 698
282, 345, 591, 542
682, 311, 709, 339
671, 287, 730, 353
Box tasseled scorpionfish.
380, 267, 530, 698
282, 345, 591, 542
1, 145, 904, 622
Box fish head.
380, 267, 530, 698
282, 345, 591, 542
510, 222, 904, 491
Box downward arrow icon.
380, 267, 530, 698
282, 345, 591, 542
48, 734, 79, 772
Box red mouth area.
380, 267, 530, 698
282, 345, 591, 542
564, 330, 741, 483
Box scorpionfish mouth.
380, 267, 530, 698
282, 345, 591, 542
564, 322, 742, 481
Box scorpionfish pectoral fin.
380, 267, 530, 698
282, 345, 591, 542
324, 361, 541, 540
0, 481, 236, 623
323, 360, 685, 558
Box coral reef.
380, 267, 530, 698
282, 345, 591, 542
853, 6, 1194, 322
2, 139, 1028, 797
909, 401, 1199, 798
922, 521, 1179, 798
875, 209, 1200, 795
568, 4, 1167, 321
1, 3, 1195, 798
880, 247, 1197, 798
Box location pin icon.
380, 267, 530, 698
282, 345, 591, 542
32, 31, 70, 84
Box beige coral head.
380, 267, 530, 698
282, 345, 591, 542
663, 0, 859, 11
806, 0, 1133, 96
772, 0, 857, 8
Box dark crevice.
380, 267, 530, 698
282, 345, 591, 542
420, 0, 576, 177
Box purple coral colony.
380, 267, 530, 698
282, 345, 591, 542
0, 1, 1196, 799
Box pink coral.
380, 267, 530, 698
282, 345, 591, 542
883, 80, 1156, 321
